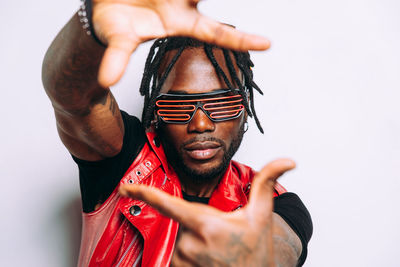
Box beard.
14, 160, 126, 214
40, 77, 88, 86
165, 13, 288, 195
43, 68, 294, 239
158, 122, 245, 184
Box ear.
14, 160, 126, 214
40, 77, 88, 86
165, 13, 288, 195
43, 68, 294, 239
149, 109, 160, 130
154, 115, 161, 129
241, 110, 248, 133
245, 113, 249, 132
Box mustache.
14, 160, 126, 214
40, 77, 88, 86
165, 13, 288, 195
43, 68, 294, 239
181, 136, 226, 150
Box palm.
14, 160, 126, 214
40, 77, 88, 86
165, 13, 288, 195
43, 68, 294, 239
94, 3, 168, 43
91, 0, 270, 87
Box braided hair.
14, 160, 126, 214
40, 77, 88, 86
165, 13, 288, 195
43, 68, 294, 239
139, 36, 264, 133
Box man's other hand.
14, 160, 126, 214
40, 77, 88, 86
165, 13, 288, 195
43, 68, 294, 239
119, 159, 296, 267
91, 0, 271, 87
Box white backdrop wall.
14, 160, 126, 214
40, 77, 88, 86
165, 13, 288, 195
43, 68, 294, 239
1, 0, 399, 266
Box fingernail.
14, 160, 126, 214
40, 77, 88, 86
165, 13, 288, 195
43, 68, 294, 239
119, 185, 128, 196
285, 160, 296, 168
119, 185, 135, 197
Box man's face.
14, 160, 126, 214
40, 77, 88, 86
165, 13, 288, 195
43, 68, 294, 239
157, 47, 246, 183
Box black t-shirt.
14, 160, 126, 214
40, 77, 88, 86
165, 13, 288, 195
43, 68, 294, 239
72, 110, 313, 266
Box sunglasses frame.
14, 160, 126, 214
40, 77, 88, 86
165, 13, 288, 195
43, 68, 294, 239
155, 89, 245, 124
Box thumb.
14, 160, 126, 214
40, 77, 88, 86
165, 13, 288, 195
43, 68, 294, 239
246, 159, 296, 222
98, 35, 139, 87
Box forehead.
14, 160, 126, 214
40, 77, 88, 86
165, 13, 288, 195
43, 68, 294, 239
159, 47, 241, 94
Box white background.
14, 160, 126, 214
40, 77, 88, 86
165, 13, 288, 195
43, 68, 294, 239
1, 0, 399, 266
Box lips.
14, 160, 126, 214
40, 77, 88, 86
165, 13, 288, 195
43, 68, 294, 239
184, 141, 222, 160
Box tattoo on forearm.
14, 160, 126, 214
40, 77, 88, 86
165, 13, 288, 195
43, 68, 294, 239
99, 93, 122, 128
109, 94, 117, 116
194, 232, 258, 267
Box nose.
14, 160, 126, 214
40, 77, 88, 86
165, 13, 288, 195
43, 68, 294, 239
187, 107, 215, 133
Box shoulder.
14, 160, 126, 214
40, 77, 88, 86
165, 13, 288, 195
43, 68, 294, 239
274, 192, 313, 266
75, 110, 148, 213
231, 160, 256, 181
231, 160, 287, 196
120, 110, 143, 128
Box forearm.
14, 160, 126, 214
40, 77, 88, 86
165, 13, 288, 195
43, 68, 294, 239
42, 12, 106, 115
42, 12, 125, 160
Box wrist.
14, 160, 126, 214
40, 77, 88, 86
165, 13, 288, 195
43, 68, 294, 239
78, 0, 106, 47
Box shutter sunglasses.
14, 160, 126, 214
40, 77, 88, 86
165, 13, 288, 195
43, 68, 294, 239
155, 89, 245, 124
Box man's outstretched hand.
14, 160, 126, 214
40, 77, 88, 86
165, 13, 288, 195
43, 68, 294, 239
119, 159, 296, 267
91, 0, 271, 87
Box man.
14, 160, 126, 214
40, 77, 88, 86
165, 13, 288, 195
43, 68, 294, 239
42, 0, 312, 266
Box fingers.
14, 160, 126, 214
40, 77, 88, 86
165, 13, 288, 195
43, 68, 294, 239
119, 184, 218, 231
181, 15, 270, 51
98, 35, 139, 87
247, 159, 296, 221
189, 0, 202, 6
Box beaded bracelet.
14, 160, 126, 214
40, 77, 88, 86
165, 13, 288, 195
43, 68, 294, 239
78, 0, 105, 46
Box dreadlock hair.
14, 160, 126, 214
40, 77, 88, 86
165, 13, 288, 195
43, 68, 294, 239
139, 36, 265, 133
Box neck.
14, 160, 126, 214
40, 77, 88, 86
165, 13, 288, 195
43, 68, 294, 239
178, 171, 224, 198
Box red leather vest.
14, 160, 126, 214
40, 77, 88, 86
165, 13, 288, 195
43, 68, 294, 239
78, 132, 286, 267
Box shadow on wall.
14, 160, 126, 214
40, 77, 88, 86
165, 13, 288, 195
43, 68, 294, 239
43, 193, 83, 266
60, 196, 82, 266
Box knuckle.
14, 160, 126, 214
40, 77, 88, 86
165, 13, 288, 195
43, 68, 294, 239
237, 32, 246, 51
176, 234, 197, 256
197, 218, 219, 238
196, 220, 208, 235
213, 24, 224, 40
